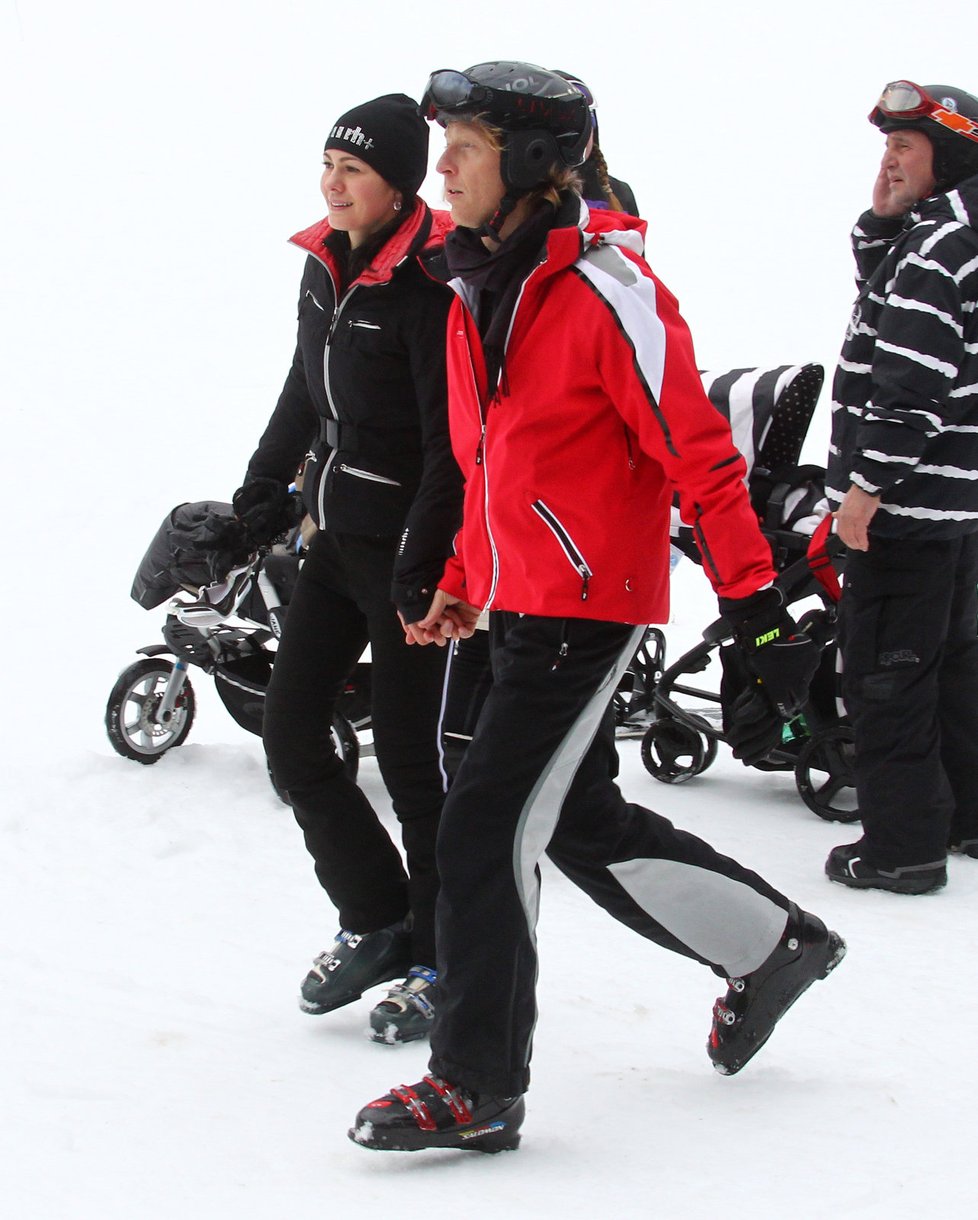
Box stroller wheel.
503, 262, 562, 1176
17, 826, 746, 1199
266, 711, 361, 806
640, 719, 717, 784
794, 725, 859, 822
105, 658, 196, 763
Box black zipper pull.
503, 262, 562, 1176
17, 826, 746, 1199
580, 573, 590, 601
552, 641, 569, 671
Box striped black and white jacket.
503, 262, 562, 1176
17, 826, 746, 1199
826, 172, 978, 537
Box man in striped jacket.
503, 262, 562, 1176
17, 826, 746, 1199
826, 81, 978, 894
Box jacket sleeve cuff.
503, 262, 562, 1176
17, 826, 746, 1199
717, 586, 782, 632
854, 209, 906, 239
438, 554, 468, 604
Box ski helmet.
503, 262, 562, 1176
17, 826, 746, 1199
870, 81, 978, 190
421, 62, 591, 192
554, 70, 598, 132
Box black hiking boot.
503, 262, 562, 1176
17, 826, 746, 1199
349, 1075, 524, 1153
708, 904, 846, 1076
949, 839, 978, 859
826, 842, 947, 894
368, 965, 437, 1045
298, 922, 412, 1015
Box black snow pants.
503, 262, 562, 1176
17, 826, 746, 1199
263, 528, 450, 967
428, 612, 792, 1098
839, 533, 978, 867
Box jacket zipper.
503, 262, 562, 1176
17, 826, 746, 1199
456, 261, 542, 609
474, 353, 499, 605
299, 233, 414, 527
337, 463, 402, 486
454, 292, 500, 607
318, 262, 356, 526
531, 500, 594, 601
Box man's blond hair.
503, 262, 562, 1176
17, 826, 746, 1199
443, 115, 582, 210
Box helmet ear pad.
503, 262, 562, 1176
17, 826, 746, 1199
501, 129, 562, 191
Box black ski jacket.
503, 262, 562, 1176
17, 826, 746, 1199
245, 202, 461, 621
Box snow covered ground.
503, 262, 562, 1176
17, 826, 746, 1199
7, 558, 977, 1219
5, 1, 978, 1215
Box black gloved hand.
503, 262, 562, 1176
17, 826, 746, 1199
232, 477, 302, 546
718, 587, 819, 764
189, 512, 255, 584
721, 678, 784, 765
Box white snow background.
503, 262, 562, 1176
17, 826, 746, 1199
3, 2, 977, 1216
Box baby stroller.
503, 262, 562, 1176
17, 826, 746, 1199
105, 500, 365, 801
613, 363, 856, 824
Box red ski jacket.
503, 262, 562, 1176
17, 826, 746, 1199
439, 199, 776, 625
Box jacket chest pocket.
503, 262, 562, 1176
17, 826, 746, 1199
298, 290, 331, 354
337, 463, 403, 488
335, 314, 399, 358
300, 288, 330, 325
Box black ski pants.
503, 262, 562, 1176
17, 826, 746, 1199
428, 612, 792, 1099
839, 532, 978, 867
263, 529, 449, 967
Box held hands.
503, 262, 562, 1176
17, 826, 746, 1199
400, 589, 480, 647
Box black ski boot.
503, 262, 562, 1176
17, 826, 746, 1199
299, 922, 412, 1015
826, 841, 946, 894
368, 965, 437, 1045
349, 1075, 524, 1153
708, 904, 846, 1076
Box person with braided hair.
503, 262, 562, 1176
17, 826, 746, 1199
555, 69, 639, 215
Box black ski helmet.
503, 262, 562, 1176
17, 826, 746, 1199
871, 82, 978, 190
421, 61, 591, 192
553, 69, 599, 143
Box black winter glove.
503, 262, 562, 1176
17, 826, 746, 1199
232, 477, 303, 546
718, 588, 819, 764
190, 512, 255, 585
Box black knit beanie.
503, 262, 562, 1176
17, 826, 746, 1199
324, 93, 429, 197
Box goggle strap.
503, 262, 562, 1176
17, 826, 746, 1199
930, 106, 978, 145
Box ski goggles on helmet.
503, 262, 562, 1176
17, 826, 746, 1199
554, 72, 595, 110
422, 70, 495, 119
870, 80, 978, 144
421, 68, 584, 129
553, 70, 598, 132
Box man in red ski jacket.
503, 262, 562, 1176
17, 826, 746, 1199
437, 201, 774, 623
349, 62, 846, 1155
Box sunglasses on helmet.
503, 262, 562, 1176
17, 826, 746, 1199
870, 80, 978, 144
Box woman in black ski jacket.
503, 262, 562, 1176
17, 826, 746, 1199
227, 94, 460, 1044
